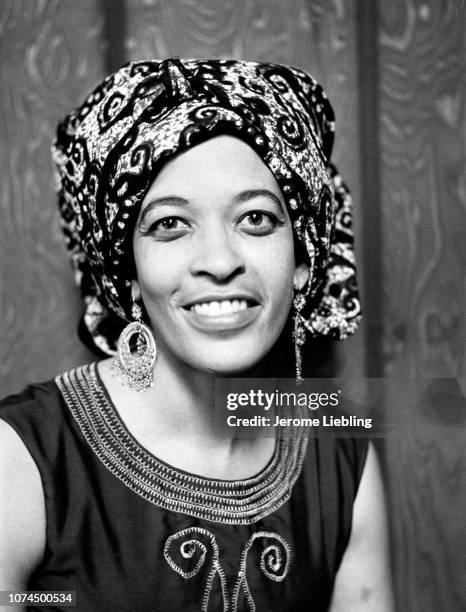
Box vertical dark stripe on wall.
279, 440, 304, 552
99, 0, 127, 74
356, 0, 383, 377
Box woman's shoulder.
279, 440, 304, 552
0, 362, 97, 416
303, 432, 370, 501
0, 413, 48, 587
0, 374, 64, 441
0, 362, 98, 459
310, 432, 369, 470
0, 364, 76, 444
0, 376, 60, 411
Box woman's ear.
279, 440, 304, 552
131, 279, 141, 301
293, 263, 310, 291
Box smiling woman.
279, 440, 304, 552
0, 59, 393, 611
131, 136, 303, 375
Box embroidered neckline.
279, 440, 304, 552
56, 363, 308, 524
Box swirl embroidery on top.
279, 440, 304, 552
164, 528, 292, 612
233, 531, 291, 612
164, 527, 229, 612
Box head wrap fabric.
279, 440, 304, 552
52, 58, 361, 356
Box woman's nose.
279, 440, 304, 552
189, 226, 245, 281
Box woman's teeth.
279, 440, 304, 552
191, 299, 249, 316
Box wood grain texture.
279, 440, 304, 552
383, 378, 466, 612
378, 3, 465, 610
356, 0, 384, 377
124, 0, 365, 378
0, 0, 105, 396
378, 0, 465, 379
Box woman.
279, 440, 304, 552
0, 59, 393, 611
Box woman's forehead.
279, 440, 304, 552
141, 135, 283, 207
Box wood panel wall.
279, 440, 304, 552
378, 2, 465, 610
0, 1, 464, 610
0, 0, 102, 390
379, 0, 465, 380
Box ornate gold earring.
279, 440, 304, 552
112, 301, 157, 392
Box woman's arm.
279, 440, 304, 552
329, 442, 395, 612
0, 419, 46, 607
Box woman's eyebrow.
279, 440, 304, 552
139, 196, 189, 225
234, 189, 284, 209
139, 189, 284, 225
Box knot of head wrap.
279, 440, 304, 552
52, 58, 361, 356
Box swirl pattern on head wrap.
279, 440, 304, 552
52, 58, 361, 355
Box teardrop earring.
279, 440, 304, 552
112, 301, 157, 392
292, 292, 306, 384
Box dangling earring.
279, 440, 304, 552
292, 292, 306, 384
292, 236, 314, 384
112, 301, 157, 392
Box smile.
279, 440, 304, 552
182, 296, 261, 332
190, 299, 249, 316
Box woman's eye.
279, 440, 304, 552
238, 211, 279, 235
148, 216, 189, 239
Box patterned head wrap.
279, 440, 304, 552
52, 58, 361, 356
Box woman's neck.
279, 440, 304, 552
147, 352, 219, 439
97, 353, 274, 480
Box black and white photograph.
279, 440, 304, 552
0, 1, 464, 611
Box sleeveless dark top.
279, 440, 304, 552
0, 363, 368, 612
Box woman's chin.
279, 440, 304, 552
174, 349, 270, 378
195, 359, 264, 377
155, 328, 281, 378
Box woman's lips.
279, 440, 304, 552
191, 298, 248, 316
182, 298, 261, 332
